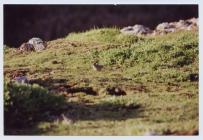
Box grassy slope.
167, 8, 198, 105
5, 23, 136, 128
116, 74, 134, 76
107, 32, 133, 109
4, 28, 199, 135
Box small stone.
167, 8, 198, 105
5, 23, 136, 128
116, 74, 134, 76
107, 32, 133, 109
156, 22, 169, 30
28, 37, 46, 52
186, 25, 195, 31
156, 22, 176, 33
18, 43, 35, 52
175, 20, 190, 30
121, 24, 152, 36
187, 17, 198, 26
133, 24, 152, 35
124, 26, 134, 31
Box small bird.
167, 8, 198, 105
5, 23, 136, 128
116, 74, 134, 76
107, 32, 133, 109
92, 62, 103, 71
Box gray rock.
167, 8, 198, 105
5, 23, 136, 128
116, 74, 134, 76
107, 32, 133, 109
175, 20, 190, 30
28, 37, 46, 52
187, 17, 198, 26
186, 24, 196, 31
19, 43, 35, 52
121, 24, 152, 36
156, 22, 176, 33
155, 18, 198, 34
121, 26, 134, 31
186, 18, 198, 30
122, 18, 198, 37
133, 25, 152, 35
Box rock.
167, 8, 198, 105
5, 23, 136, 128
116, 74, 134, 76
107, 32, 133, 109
120, 18, 198, 37
120, 26, 134, 33
19, 42, 35, 52
155, 18, 198, 35
106, 86, 126, 96
28, 37, 46, 52
156, 22, 176, 33
187, 18, 198, 30
121, 24, 152, 36
175, 20, 190, 30
14, 76, 29, 84
133, 24, 152, 35
187, 17, 198, 26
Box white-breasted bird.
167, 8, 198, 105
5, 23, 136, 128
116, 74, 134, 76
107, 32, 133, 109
92, 62, 103, 71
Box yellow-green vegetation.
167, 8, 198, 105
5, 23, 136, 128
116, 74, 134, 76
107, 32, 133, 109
4, 28, 198, 135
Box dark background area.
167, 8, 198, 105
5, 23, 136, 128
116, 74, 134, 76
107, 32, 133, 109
4, 5, 198, 47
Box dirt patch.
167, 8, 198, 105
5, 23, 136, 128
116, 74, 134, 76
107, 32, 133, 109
163, 128, 198, 135
4, 68, 30, 79
124, 84, 150, 93
66, 87, 97, 95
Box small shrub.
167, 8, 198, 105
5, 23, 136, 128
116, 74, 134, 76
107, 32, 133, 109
99, 48, 132, 65
171, 56, 193, 67
4, 82, 66, 129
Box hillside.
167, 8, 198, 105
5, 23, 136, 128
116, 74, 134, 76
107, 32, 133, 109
4, 28, 198, 135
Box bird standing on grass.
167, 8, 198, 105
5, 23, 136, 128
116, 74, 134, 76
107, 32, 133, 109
92, 62, 103, 71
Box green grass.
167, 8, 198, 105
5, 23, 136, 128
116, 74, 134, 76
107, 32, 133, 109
66, 28, 140, 45
4, 28, 198, 135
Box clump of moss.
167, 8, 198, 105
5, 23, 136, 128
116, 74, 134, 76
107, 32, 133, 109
4, 82, 66, 129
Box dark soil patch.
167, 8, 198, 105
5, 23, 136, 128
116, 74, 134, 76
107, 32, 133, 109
163, 128, 198, 135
